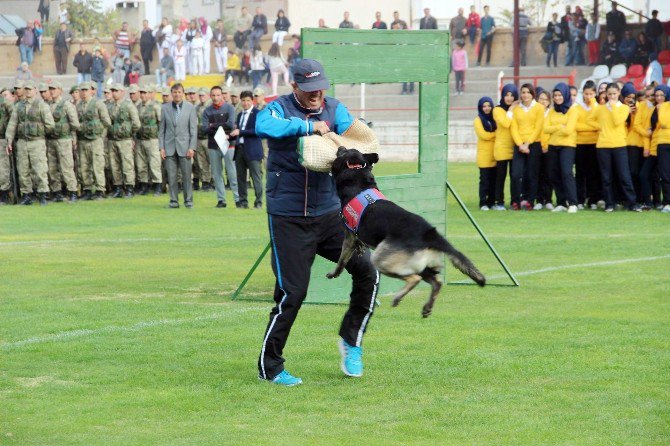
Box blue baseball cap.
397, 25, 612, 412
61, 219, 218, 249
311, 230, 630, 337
293, 59, 330, 92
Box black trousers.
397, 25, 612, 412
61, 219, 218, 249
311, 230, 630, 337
596, 147, 636, 208
538, 150, 553, 204
234, 144, 263, 207
494, 159, 512, 206
576, 144, 601, 205
477, 35, 494, 64
657, 144, 670, 205
511, 142, 541, 205
258, 212, 380, 380
478, 167, 496, 207
639, 156, 658, 206
548, 146, 577, 206
627, 146, 643, 204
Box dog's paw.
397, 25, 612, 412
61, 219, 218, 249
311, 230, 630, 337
391, 298, 401, 307
421, 306, 432, 318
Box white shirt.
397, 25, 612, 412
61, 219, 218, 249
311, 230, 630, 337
239, 109, 250, 144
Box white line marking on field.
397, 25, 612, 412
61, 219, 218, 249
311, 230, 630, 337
1, 306, 265, 351
0, 236, 261, 247
467, 254, 670, 282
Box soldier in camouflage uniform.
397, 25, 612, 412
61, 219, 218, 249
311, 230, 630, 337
0, 88, 14, 205
135, 85, 163, 196
128, 84, 141, 107
46, 81, 81, 202
102, 85, 115, 192
196, 87, 212, 191
108, 84, 141, 198
5, 80, 55, 206
38, 83, 51, 103
76, 82, 111, 200
70, 86, 80, 106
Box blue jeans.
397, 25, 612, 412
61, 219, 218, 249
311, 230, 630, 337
95, 80, 103, 98
208, 147, 239, 203
248, 29, 264, 51
77, 73, 91, 84
565, 38, 575, 65
251, 69, 264, 89
573, 39, 585, 65
546, 41, 559, 66
19, 44, 34, 65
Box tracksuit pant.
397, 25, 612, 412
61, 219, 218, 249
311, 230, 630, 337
511, 142, 541, 205
478, 167, 496, 207
597, 147, 636, 208
548, 146, 577, 206
258, 212, 380, 380
494, 159, 512, 206
657, 144, 670, 205
627, 146, 643, 204
576, 144, 601, 205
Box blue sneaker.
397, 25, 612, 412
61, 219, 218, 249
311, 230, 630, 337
339, 338, 363, 377
271, 370, 303, 386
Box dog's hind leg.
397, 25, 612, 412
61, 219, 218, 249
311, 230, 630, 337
391, 274, 422, 307
421, 274, 442, 318
326, 231, 358, 279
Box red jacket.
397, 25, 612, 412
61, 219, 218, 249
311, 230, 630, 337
466, 12, 481, 28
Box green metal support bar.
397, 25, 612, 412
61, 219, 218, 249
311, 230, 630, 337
446, 181, 520, 287
231, 242, 271, 300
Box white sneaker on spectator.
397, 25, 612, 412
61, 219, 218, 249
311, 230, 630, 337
533, 203, 543, 210
590, 204, 598, 210
480, 205, 490, 211
544, 203, 554, 210
615, 204, 624, 210
577, 204, 584, 210
597, 200, 606, 209
552, 205, 567, 212
661, 205, 670, 213
567, 205, 578, 213
492, 204, 506, 211
656, 204, 664, 210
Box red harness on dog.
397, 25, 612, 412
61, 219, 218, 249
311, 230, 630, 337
342, 187, 387, 233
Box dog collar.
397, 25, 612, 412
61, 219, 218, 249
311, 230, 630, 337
342, 188, 386, 234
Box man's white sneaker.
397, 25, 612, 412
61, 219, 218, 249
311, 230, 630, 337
552, 205, 567, 212
480, 205, 490, 211
533, 203, 543, 210
567, 205, 578, 213
544, 203, 554, 210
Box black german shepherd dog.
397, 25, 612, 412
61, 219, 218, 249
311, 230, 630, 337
327, 147, 486, 317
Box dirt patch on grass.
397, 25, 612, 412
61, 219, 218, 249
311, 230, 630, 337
16, 376, 78, 388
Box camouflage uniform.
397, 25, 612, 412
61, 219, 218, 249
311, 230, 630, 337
76, 92, 112, 197
136, 96, 163, 193
108, 96, 141, 196
0, 97, 13, 203
5, 93, 55, 204
47, 96, 81, 198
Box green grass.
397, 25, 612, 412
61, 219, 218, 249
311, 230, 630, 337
1, 163, 669, 445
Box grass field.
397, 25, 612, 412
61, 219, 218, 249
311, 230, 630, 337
1, 162, 669, 445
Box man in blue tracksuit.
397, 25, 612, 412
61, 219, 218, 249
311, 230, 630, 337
255, 59, 379, 386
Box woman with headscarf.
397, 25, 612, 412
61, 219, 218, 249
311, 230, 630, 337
654, 85, 670, 212
199, 17, 213, 74
544, 82, 580, 212
536, 87, 554, 209
510, 83, 545, 210
492, 84, 518, 210
641, 85, 670, 211
474, 97, 497, 210
588, 83, 641, 212
575, 80, 602, 208
621, 82, 644, 204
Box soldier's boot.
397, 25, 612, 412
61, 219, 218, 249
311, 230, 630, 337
54, 192, 64, 203
193, 178, 200, 191
69, 192, 78, 203
95, 190, 105, 200
39, 193, 48, 206
124, 186, 134, 198
19, 193, 33, 206
138, 183, 148, 195
153, 183, 162, 196
0, 191, 8, 205
201, 181, 211, 191
81, 190, 93, 201
112, 187, 123, 198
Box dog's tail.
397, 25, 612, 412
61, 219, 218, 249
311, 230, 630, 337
427, 229, 486, 287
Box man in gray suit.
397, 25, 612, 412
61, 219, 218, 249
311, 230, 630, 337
159, 83, 198, 208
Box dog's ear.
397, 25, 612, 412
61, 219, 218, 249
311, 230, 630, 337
363, 153, 379, 166
336, 146, 348, 158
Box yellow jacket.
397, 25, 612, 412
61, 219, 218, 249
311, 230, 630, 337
511, 100, 544, 146
474, 117, 496, 168
540, 108, 550, 150
588, 101, 630, 149
493, 106, 514, 161
656, 102, 670, 147
575, 100, 599, 145
633, 100, 653, 153
544, 104, 579, 147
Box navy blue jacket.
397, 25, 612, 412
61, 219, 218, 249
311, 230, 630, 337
255, 93, 353, 217
233, 107, 263, 161
201, 102, 236, 151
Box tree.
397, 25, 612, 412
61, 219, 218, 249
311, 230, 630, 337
66, 0, 121, 38
498, 0, 561, 27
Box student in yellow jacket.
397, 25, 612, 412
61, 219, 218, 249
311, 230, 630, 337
633, 88, 655, 208
621, 82, 644, 204
588, 82, 641, 212
474, 96, 497, 210
544, 82, 579, 213
639, 85, 664, 209
656, 96, 670, 213
510, 83, 544, 210
535, 88, 554, 209
575, 80, 602, 208
492, 83, 519, 210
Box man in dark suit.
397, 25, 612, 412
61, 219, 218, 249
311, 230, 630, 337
53, 23, 73, 75
159, 83, 198, 208
420, 8, 438, 30
230, 90, 264, 209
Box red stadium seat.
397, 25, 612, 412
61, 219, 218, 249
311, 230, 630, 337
663, 64, 670, 78
620, 64, 645, 87
658, 50, 670, 65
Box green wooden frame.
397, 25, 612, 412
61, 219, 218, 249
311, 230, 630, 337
232, 29, 516, 304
